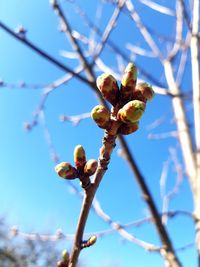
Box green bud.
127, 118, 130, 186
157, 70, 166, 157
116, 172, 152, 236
73, 145, 86, 171
120, 63, 137, 101
133, 82, 154, 102
118, 121, 139, 135
84, 159, 98, 176
55, 162, 78, 180
96, 73, 119, 106
91, 105, 110, 129
117, 100, 146, 123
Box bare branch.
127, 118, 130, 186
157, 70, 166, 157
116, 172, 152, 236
139, 0, 175, 16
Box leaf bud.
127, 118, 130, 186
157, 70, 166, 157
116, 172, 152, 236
55, 162, 78, 180
84, 159, 98, 176
120, 62, 137, 101
91, 105, 110, 129
96, 73, 119, 106
117, 100, 145, 123
73, 145, 86, 171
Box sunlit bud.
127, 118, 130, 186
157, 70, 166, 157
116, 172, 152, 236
133, 82, 154, 102
73, 145, 86, 171
117, 100, 146, 123
62, 249, 69, 262
96, 73, 119, 106
91, 105, 110, 129
84, 159, 98, 176
81, 235, 97, 249
120, 63, 137, 101
55, 162, 78, 179
118, 121, 139, 135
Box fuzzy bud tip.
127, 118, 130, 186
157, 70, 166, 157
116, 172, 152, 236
55, 162, 77, 179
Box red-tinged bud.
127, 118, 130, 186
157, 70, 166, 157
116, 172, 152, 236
120, 63, 137, 101
84, 159, 98, 176
117, 100, 146, 123
91, 105, 110, 129
55, 162, 78, 179
133, 82, 154, 102
57, 260, 67, 267
96, 73, 119, 106
73, 145, 86, 171
118, 121, 139, 135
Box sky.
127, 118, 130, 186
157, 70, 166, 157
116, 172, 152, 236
0, 1, 196, 266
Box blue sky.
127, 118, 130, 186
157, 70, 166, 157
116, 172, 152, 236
0, 1, 196, 266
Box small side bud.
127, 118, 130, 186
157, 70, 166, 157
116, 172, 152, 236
133, 82, 154, 102
118, 121, 139, 135
84, 159, 98, 176
62, 249, 69, 262
96, 74, 119, 106
91, 105, 110, 129
74, 145, 86, 171
120, 62, 137, 102
55, 162, 78, 180
81, 235, 97, 249
117, 100, 146, 123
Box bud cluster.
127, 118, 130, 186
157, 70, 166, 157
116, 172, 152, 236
55, 145, 98, 187
94, 62, 155, 135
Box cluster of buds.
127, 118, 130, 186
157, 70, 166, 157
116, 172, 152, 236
55, 145, 98, 188
93, 62, 154, 135
57, 249, 69, 267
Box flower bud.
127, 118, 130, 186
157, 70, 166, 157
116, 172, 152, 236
91, 105, 110, 129
55, 162, 78, 179
96, 73, 119, 106
62, 249, 69, 262
133, 82, 154, 102
117, 100, 145, 123
118, 121, 139, 135
84, 159, 98, 176
73, 145, 86, 171
120, 63, 137, 101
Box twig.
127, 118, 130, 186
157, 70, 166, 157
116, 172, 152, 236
68, 128, 120, 267
125, 0, 163, 60
0, 21, 91, 86
139, 0, 175, 16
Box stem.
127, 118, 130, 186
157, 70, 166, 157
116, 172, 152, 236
68, 130, 118, 267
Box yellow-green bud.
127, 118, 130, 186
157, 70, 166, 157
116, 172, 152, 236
81, 235, 97, 248
96, 73, 119, 106
118, 121, 139, 135
120, 63, 137, 101
133, 82, 154, 102
84, 159, 98, 176
91, 105, 110, 129
62, 249, 69, 263
55, 162, 78, 179
73, 145, 86, 171
117, 100, 145, 123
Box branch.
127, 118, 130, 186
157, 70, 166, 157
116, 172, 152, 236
163, 60, 196, 189
0, 21, 91, 86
